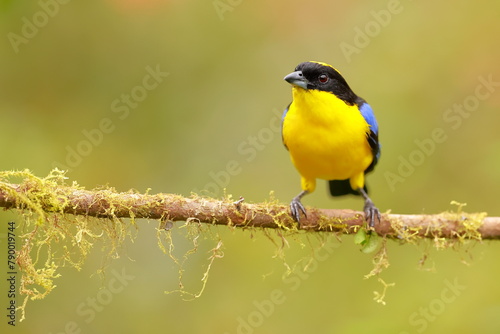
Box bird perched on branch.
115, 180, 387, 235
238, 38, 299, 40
281, 61, 381, 227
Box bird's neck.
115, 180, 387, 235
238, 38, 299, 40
291, 87, 353, 123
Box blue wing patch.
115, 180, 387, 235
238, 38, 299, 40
359, 102, 380, 173
359, 102, 378, 135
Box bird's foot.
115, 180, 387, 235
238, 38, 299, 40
363, 199, 381, 230
290, 196, 307, 222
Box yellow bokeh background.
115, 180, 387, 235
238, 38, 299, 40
1, 0, 500, 333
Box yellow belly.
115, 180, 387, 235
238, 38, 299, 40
283, 88, 373, 191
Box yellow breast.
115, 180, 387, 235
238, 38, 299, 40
283, 87, 373, 181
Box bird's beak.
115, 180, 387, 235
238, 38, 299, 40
284, 71, 309, 89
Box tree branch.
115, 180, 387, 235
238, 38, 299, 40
5, 169, 494, 323
1, 176, 498, 240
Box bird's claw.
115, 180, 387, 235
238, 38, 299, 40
364, 200, 381, 229
290, 198, 307, 222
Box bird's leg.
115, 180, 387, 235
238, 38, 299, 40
290, 190, 308, 222
358, 188, 381, 229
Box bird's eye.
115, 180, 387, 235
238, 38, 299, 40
318, 74, 329, 83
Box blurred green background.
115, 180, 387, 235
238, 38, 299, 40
1, 0, 500, 333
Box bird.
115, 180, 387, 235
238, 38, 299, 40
281, 61, 381, 227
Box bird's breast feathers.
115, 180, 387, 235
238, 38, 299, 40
282, 87, 373, 180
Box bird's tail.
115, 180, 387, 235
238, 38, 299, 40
328, 179, 367, 197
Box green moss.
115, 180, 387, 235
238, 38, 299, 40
364, 238, 389, 279
0, 169, 132, 322
157, 217, 225, 300
447, 201, 485, 241
0, 170, 490, 319
372, 277, 395, 306
317, 213, 350, 232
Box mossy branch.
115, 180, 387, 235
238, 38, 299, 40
0, 169, 496, 321
0, 169, 498, 239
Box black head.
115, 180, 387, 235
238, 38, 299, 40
284, 61, 359, 105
